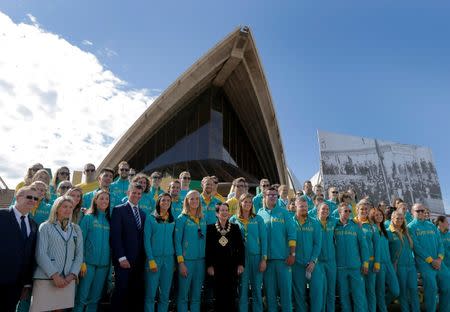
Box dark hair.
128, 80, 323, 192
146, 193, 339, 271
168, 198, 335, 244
369, 207, 387, 238
128, 182, 144, 192
99, 167, 115, 177
215, 202, 229, 213
434, 215, 447, 227
313, 194, 324, 201
264, 186, 278, 195
154, 193, 174, 223
338, 192, 351, 203
132, 174, 150, 193
391, 197, 404, 208
385, 206, 396, 221
87, 190, 111, 223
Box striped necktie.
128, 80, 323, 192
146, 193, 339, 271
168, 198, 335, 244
132, 206, 141, 229
20, 216, 28, 239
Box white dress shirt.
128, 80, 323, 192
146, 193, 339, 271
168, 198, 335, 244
13, 206, 31, 236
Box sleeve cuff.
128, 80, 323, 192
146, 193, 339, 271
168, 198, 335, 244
374, 263, 380, 270
439, 254, 445, 260
118, 256, 127, 262
262, 255, 267, 261
288, 240, 296, 247
149, 260, 157, 269
363, 261, 369, 269
177, 256, 184, 263
369, 256, 375, 261
425, 256, 433, 263
80, 262, 87, 273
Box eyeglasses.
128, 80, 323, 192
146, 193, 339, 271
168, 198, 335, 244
59, 172, 70, 176
266, 194, 278, 198
182, 176, 191, 180
152, 176, 162, 180
60, 186, 71, 190
415, 210, 425, 213
25, 195, 39, 201
120, 168, 130, 172
197, 229, 204, 239
85, 168, 95, 173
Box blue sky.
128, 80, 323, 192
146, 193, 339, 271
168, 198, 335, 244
1, 1, 449, 210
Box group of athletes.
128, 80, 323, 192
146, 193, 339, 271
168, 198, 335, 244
8, 161, 450, 312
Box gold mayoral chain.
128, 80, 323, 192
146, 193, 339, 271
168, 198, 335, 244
216, 222, 231, 246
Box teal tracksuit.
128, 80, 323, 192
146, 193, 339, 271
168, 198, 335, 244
74, 211, 110, 312
325, 199, 338, 214
331, 205, 354, 220
317, 217, 338, 312
356, 219, 379, 312
229, 214, 268, 312
334, 219, 369, 312
174, 213, 207, 312
278, 198, 288, 210
252, 193, 264, 212
384, 212, 413, 228
408, 219, 450, 312
292, 215, 324, 312
258, 204, 296, 312
440, 230, 450, 268
374, 229, 400, 312
171, 197, 183, 219
30, 199, 52, 226
308, 206, 317, 218
149, 187, 164, 209
387, 226, 420, 312
200, 194, 222, 225
144, 213, 175, 312
303, 194, 315, 211
109, 178, 129, 202
122, 192, 155, 215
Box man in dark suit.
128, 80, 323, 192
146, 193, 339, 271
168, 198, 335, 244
0, 186, 39, 312
110, 182, 146, 311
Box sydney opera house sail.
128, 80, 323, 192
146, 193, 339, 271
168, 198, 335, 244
98, 27, 289, 184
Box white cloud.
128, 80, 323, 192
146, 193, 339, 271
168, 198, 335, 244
0, 11, 157, 188
82, 39, 93, 46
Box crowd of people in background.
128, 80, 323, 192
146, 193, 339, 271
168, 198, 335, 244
1, 161, 450, 312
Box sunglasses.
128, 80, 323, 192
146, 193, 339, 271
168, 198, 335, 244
332, 191, 338, 194
25, 195, 39, 201
152, 176, 162, 180
267, 194, 278, 198
262, 184, 270, 187
85, 169, 95, 173
415, 210, 425, 213
198, 229, 204, 239
59, 172, 70, 176
343, 210, 351, 213
60, 186, 71, 190
182, 176, 191, 180
120, 168, 130, 172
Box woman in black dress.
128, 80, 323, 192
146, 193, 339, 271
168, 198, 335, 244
206, 203, 245, 312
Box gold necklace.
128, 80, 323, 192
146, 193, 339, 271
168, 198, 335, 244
215, 221, 231, 246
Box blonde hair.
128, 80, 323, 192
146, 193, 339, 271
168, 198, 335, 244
182, 190, 203, 219
30, 181, 49, 201
391, 211, 413, 248
48, 195, 74, 224
236, 193, 255, 219
31, 169, 51, 185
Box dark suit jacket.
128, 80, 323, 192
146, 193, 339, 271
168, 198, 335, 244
0, 208, 38, 286
110, 203, 146, 266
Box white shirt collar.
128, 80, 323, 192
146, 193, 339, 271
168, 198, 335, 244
13, 206, 29, 219
127, 201, 138, 210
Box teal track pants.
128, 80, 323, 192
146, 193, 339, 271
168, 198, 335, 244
264, 259, 292, 312
292, 263, 325, 312
396, 265, 420, 312
337, 267, 367, 312
417, 263, 450, 312
376, 262, 400, 312
74, 264, 109, 312
177, 259, 205, 312
364, 262, 376, 312
144, 256, 175, 312
239, 254, 263, 312
322, 261, 336, 312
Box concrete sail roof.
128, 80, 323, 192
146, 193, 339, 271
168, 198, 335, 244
98, 26, 290, 184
